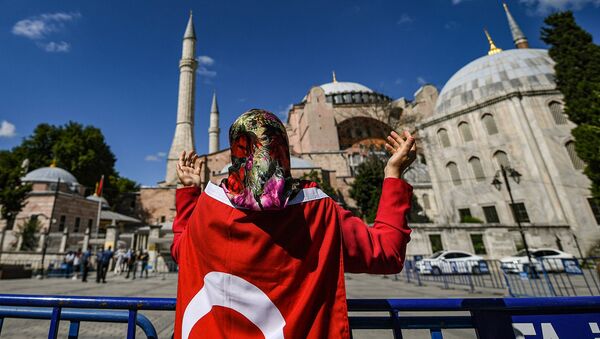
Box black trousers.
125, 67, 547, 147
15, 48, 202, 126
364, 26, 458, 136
82, 264, 89, 282
96, 262, 102, 282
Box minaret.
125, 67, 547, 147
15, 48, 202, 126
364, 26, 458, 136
165, 12, 198, 186
484, 29, 503, 55
503, 3, 529, 49
208, 92, 220, 153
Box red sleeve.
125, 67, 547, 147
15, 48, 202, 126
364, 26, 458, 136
338, 178, 412, 274
170, 186, 201, 263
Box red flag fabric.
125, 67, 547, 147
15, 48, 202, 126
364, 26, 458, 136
172, 178, 412, 339
96, 175, 104, 197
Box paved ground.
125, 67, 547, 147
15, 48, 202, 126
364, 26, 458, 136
0, 272, 501, 338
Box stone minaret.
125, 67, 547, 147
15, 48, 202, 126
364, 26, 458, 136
165, 12, 198, 186
208, 92, 220, 153
503, 3, 529, 49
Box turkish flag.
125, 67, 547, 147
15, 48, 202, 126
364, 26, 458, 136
172, 179, 412, 339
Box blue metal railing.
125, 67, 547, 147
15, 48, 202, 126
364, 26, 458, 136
1, 294, 600, 338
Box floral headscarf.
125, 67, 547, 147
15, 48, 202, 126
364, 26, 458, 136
221, 109, 301, 210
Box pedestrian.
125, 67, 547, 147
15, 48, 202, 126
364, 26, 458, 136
125, 249, 137, 279
95, 248, 104, 283
100, 246, 114, 283
171, 109, 415, 338
72, 248, 82, 280
139, 250, 149, 278
64, 250, 75, 278
81, 246, 92, 282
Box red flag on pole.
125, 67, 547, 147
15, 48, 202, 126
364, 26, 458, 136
96, 175, 104, 197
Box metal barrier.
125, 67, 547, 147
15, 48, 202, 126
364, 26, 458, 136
1, 294, 600, 338
402, 257, 600, 297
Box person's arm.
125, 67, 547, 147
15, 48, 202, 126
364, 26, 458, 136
339, 178, 412, 274
170, 150, 204, 263
340, 130, 416, 274
170, 186, 201, 262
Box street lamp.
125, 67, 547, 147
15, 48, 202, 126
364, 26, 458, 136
492, 165, 536, 277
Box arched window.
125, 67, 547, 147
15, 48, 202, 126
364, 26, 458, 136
437, 128, 451, 148
549, 101, 567, 125
469, 157, 485, 181
565, 141, 584, 170
447, 162, 461, 186
481, 114, 498, 135
422, 194, 431, 209
493, 151, 510, 169
458, 122, 473, 142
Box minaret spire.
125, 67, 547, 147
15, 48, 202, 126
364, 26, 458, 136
165, 13, 198, 186
208, 91, 220, 154
484, 29, 502, 55
503, 3, 529, 49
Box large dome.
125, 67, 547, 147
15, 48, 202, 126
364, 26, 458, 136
22, 166, 79, 185
319, 81, 373, 95
435, 49, 556, 116
302, 80, 391, 104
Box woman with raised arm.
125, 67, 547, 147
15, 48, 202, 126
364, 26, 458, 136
171, 109, 416, 339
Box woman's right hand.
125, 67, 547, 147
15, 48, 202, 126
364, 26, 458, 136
176, 151, 203, 187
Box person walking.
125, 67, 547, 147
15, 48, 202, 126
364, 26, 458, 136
139, 250, 149, 278
95, 248, 104, 283
81, 246, 92, 282
125, 249, 137, 279
64, 251, 75, 278
171, 109, 415, 338
100, 246, 114, 283
72, 248, 82, 280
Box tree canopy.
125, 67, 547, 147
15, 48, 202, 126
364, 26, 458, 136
0, 150, 32, 229
6, 121, 139, 208
349, 155, 386, 223
542, 11, 600, 198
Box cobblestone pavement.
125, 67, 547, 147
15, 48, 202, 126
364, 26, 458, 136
0, 272, 501, 338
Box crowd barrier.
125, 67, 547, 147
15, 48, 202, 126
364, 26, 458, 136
1, 294, 599, 338
400, 257, 600, 297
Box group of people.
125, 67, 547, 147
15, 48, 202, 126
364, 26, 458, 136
61, 246, 151, 283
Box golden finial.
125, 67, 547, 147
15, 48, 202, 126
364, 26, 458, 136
50, 159, 57, 168
189, 9, 193, 17
332, 71, 338, 83
484, 29, 502, 55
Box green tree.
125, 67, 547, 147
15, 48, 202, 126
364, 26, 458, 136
16, 218, 41, 251
11, 122, 138, 206
349, 155, 386, 223
0, 151, 32, 230
301, 170, 338, 200
542, 11, 600, 197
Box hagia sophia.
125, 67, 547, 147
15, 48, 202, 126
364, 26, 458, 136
1, 3, 599, 269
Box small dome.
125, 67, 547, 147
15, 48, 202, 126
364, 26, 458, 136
22, 166, 79, 186
435, 49, 556, 116
86, 195, 110, 209
219, 156, 317, 174
319, 81, 374, 95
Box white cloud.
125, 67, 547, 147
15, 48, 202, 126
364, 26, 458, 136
396, 14, 413, 25
196, 55, 214, 66
12, 12, 80, 40
519, 0, 600, 14
0, 121, 16, 138
451, 0, 466, 4
145, 152, 167, 162
278, 104, 293, 120
394, 78, 403, 85
444, 21, 459, 30
40, 41, 70, 52
196, 55, 217, 78
417, 76, 427, 85
12, 12, 80, 52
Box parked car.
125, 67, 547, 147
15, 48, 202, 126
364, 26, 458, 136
531, 248, 576, 272
500, 248, 574, 273
415, 251, 487, 275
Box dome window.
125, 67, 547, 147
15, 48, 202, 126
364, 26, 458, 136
493, 150, 510, 169
437, 129, 451, 148
481, 114, 498, 135
446, 162, 461, 186
565, 141, 584, 170
549, 101, 567, 125
458, 122, 473, 142
469, 157, 485, 182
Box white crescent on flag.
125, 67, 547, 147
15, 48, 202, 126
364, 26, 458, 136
182, 271, 286, 339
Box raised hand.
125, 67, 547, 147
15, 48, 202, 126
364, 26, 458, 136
384, 130, 417, 179
176, 151, 203, 187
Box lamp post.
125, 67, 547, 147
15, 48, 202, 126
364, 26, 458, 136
492, 165, 535, 277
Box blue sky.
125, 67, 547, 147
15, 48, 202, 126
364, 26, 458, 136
1, 0, 600, 186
